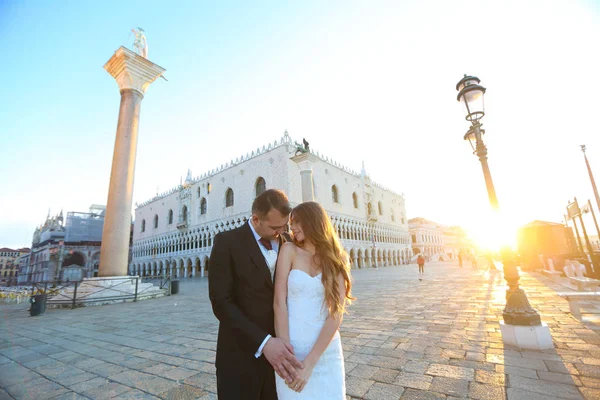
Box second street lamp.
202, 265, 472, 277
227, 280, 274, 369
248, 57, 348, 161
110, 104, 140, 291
456, 74, 542, 327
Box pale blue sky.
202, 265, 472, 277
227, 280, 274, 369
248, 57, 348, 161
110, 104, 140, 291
2, 0, 600, 249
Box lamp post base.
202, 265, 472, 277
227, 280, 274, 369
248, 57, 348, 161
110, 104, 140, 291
503, 288, 542, 326
500, 321, 553, 350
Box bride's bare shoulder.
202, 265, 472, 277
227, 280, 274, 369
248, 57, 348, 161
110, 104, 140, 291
281, 241, 298, 254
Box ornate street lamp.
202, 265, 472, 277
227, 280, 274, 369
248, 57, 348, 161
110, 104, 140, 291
456, 75, 541, 327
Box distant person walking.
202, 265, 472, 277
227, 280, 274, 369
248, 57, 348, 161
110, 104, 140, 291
417, 254, 425, 274
470, 253, 478, 270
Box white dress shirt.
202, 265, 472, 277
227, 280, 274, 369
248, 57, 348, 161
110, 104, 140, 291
248, 221, 279, 358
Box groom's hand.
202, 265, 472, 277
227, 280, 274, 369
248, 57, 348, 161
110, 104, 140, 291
263, 337, 302, 382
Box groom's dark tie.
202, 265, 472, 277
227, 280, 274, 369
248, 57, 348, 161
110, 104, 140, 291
259, 238, 272, 251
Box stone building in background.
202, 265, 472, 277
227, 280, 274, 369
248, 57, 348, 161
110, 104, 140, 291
20, 205, 107, 283
409, 217, 469, 261
0, 247, 29, 285
131, 132, 411, 278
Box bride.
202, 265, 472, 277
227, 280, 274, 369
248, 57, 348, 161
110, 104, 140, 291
273, 201, 354, 399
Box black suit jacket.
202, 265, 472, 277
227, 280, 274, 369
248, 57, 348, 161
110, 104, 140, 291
209, 223, 288, 371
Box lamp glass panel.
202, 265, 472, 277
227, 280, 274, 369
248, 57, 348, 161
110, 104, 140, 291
461, 88, 485, 116
465, 131, 477, 152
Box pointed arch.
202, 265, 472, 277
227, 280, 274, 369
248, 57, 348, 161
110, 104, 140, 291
200, 197, 207, 215
255, 177, 266, 197
226, 188, 234, 207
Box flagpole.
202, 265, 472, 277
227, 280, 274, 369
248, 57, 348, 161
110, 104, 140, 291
582, 145, 600, 215
589, 199, 600, 249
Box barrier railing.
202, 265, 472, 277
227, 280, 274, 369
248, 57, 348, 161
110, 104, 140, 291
29, 275, 171, 309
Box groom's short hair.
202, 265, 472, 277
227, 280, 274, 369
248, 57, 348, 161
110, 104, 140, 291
252, 189, 291, 219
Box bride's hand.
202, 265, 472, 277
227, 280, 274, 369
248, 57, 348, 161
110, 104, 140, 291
287, 361, 314, 392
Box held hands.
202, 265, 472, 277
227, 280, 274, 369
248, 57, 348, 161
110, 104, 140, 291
286, 360, 314, 393
263, 337, 303, 382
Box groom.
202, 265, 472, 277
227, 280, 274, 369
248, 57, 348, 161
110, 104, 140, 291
209, 189, 302, 399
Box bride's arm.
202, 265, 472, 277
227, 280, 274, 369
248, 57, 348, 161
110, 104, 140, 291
303, 273, 345, 369
274, 242, 295, 343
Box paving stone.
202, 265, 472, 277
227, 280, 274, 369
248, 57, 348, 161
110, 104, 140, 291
0, 388, 12, 400
51, 392, 93, 400
112, 389, 161, 399
537, 371, 581, 385
400, 388, 446, 399
82, 382, 132, 400
449, 359, 496, 371
426, 363, 475, 380
402, 361, 429, 374
544, 360, 580, 375
346, 376, 375, 398
505, 388, 550, 400
495, 364, 538, 379
68, 377, 109, 392
469, 381, 507, 400
86, 362, 129, 378
466, 352, 486, 362
349, 364, 380, 379
158, 384, 207, 400
183, 373, 217, 392
580, 376, 600, 389
580, 387, 600, 399
394, 372, 432, 390
574, 363, 600, 378
364, 382, 405, 400
52, 371, 98, 387
0, 364, 42, 387
474, 370, 506, 386
5, 378, 69, 400
371, 368, 400, 384
428, 376, 470, 397
508, 374, 583, 399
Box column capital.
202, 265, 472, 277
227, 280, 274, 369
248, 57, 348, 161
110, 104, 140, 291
291, 152, 320, 171
104, 46, 166, 95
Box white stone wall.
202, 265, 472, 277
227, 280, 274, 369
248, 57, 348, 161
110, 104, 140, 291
131, 133, 411, 275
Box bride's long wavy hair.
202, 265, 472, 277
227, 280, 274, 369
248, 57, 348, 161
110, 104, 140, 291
291, 202, 354, 318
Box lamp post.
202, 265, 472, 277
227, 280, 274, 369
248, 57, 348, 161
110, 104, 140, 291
456, 75, 541, 326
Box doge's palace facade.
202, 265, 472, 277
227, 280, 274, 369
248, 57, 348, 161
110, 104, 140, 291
131, 132, 411, 278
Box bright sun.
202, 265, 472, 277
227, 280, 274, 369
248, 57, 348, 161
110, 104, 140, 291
467, 212, 518, 253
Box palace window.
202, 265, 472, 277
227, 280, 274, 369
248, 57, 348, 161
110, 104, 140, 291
168, 209, 173, 224
207, 183, 212, 194
378, 201, 383, 215
200, 198, 207, 215
182, 206, 188, 222
255, 177, 266, 197
226, 188, 234, 207
141, 219, 146, 232
352, 192, 359, 208
154, 215, 158, 229
332, 185, 339, 203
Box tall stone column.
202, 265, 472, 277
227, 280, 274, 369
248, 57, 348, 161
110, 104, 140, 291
99, 47, 166, 277
291, 152, 320, 202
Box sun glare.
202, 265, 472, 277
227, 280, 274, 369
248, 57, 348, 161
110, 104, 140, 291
468, 212, 517, 253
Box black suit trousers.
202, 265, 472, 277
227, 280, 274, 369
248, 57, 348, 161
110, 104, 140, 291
216, 362, 277, 400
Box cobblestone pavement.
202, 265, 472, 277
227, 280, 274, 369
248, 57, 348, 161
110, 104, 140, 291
1, 262, 599, 400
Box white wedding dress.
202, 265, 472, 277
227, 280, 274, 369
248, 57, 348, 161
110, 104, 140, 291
275, 269, 346, 399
